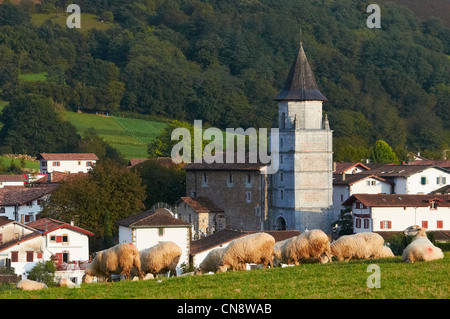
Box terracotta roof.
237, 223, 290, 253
333, 173, 389, 186
179, 197, 223, 213
431, 184, 450, 194
190, 229, 300, 255
33, 172, 89, 184
28, 218, 94, 236
333, 162, 370, 174
0, 175, 27, 182
0, 216, 13, 227
184, 152, 266, 171
407, 159, 450, 169
342, 194, 450, 207
274, 42, 327, 101
0, 185, 57, 206
116, 210, 191, 228
37, 153, 99, 161
128, 159, 148, 167
363, 165, 449, 177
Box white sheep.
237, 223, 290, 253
139, 241, 182, 277
196, 247, 226, 274
217, 233, 275, 273
402, 225, 444, 263
16, 279, 48, 291
83, 243, 143, 283
274, 229, 332, 266
373, 245, 395, 259
330, 232, 386, 261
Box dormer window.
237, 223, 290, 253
430, 200, 438, 210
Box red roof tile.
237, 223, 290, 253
116, 210, 191, 228
179, 197, 223, 213
342, 194, 450, 207
38, 153, 99, 161
0, 185, 57, 206
27, 218, 94, 236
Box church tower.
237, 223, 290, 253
270, 43, 333, 232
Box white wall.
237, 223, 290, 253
403, 168, 450, 194
40, 159, 96, 174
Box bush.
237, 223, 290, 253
26, 261, 56, 287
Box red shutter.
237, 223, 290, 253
56, 236, 63, 243
422, 221, 428, 229
380, 221, 384, 229
388, 221, 392, 229
26, 251, 34, 262
437, 221, 443, 229
11, 251, 18, 262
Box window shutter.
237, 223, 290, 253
388, 221, 392, 229
380, 221, 384, 229
56, 236, 63, 243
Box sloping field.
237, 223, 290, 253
1, 253, 449, 299
65, 112, 167, 159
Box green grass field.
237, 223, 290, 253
18, 72, 48, 82
66, 111, 167, 159
1, 253, 448, 299
0, 156, 40, 171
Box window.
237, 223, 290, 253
437, 220, 443, 229
280, 112, 286, 129
50, 235, 56, 242
355, 219, 361, 228
430, 201, 438, 210
62, 235, 68, 243
422, 221, 428, 229
247, 174, 251, 184
280, 172, 284, 182
246, 191, 252, 203
11, 251, 18, 262
364, 219, 370, 229
0, 207, 5, 214
436, 176, 447, 185
158, 228, 164, 236
280, 155, 283, 164
280, 190, 284, 200
53, 161, 60, 167
42, 161, 47, 167
78, 161, 81, 165
420, 176, 427, 185
202, 173, 208, 187
86, 161, 93, 167
228, 174, 233, 184
62, 252, 69, 263
366, 180, 376, 186
26, 251, 34, 262
380, 221, 391, 229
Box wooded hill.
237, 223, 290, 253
0, 0, 449, 161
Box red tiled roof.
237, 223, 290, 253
116, 210, 191, 228
407, 159, 450, 169
0, 175, 27, 182
190, 229, 300, 255
27, 218, 94, 236
179, 197, 223, 213
33, 172, 89, 184
37, 153, 99, 161
0, 185, 58, 206
334, 162, 370, 174
342, 194, 450, 207
333, 173, 388, 186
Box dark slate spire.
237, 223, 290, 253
274, 43, 327, 101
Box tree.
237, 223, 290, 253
0, 94, 80, 156
132, 159, 185, 208
26, 260, 56, 287
40, 159, 146, 237
371, 140, 399, 164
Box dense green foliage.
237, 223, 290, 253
0, 0, 449, 160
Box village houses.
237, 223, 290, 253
38, 153, 98, 174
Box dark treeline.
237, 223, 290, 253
0, 0, 449, 160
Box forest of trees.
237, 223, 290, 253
0, 0, 449, 161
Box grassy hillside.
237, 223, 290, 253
65, 112, 167, 160
1, 253, 449, 299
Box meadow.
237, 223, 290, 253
65, 111, 167, 160
1, 253, 448, 299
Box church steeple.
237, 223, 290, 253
274, 42, 327, 101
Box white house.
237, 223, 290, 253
342, 194, 450, 234
0, 185, 58, 223
38, 153, 98, 174
332, 174, 392, 222
0, 175, 27, 188
0, 218, 93, 281
116, 210, 192, 272
366, 165, 450, 195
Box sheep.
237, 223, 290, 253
330, 232, 386, 261
217, 232, 275, 273
373, 245, 395, 259
274, 229, 332, 266
83, 243, 143, 283
196, 247, 226, 274
139, 241, 182, 277
402, 225, 444, 263
16, 279, 48, 291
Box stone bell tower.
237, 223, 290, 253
270, 42, 333, 232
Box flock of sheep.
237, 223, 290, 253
81, 225, 445, 283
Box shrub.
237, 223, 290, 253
26, 261, 56, 287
